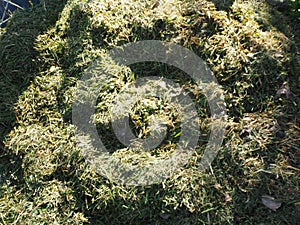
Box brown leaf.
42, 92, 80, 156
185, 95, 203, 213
275, 82, 291, 99
151, 1, 160, 9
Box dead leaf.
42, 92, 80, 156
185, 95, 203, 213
275, 82, 291, 99
214, 183, 222, 189
151, 0, 160, 9
262, 195, 282, 211
225, 192, 232, 202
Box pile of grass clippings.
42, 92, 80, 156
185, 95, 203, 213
0, 0, 299, 224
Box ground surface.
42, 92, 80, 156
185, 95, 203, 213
0, 0, 299, 224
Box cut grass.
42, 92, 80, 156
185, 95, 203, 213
0, 0, 299, 224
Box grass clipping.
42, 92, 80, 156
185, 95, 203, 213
0, 0, 299, 224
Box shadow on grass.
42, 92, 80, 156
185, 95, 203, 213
0, 0, 67, 137
213, 126, 300, 223
0, 0, 67, 190
56, 6, 92, 122
209, 0, 234, 11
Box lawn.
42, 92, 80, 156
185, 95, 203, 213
0, 0, 299, 224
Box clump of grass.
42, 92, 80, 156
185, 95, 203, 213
0, 0, 299, 224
